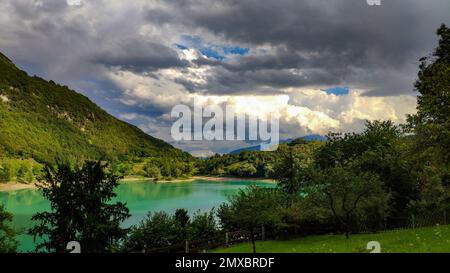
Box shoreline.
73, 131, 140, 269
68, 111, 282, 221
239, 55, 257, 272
0, 176, 276, 192
0, 182, 37, 192
120, 175, 275, 184
155, 175, 275, 183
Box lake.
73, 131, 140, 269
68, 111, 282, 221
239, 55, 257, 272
0, 179, 274, 252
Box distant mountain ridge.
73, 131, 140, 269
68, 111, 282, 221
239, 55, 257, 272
229, 134, 326, 154
0, 52, 190, 164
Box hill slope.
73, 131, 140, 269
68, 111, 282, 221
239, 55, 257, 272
0, 52, 189, 164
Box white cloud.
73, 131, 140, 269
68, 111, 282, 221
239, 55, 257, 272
107, 69, 192, 110
288, 88, 417, 132
108, 64, 417, 154
118, 113, 138, 120
66, 0, 82, 6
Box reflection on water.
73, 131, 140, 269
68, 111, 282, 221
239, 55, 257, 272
0, 179, 273, 252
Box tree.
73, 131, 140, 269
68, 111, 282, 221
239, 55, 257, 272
407, 25, 450, 161
0, 160, 13, 182
111, 161, 132, 177
406, 24, 450, 210
228, 162, 257, 177
316, 121, 416, 219
218, 186, 283, 253
217, 204, 237, 231
29, 161, 130, 253
17, 162, 34, 183
408, 24, 450, 159
123, 211, 183, 252
188, 210, 218, 241
174, 208, 190, 228
0, 205, 17, 253
305, 165, 390, 238
272, 145, 301, 195
175, 208, 190, 241
143, 163, 162, 181
272, 143, 319, 196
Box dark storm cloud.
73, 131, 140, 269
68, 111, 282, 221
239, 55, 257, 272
144, 0, 450, 95
91, 39, 189, 73
182, 47, 347, 93
175, 65, 341, 95
3, 0, 449, 97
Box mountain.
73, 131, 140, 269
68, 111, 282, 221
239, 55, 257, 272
0, 52, 190, 164
229, 135, 326, 154
299, 134, 327, 142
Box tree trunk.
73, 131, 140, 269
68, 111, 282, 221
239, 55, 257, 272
250, 229, 256, 253
344, 214, 350, 239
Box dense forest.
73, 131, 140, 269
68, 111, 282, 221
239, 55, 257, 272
197, 138, 322, 178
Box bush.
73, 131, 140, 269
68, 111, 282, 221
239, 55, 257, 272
123, 211, 184, 252
217, 186, 284, 252
17, 162, 34, 183
123, 209, 219, 252
143, 164, 162, 180
188, 210, 218, 241
0, 161, 13, 182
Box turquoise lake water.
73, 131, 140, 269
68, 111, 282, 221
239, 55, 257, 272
0, 179, 273, 252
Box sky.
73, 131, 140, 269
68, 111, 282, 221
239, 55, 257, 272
0, 0, 449, 156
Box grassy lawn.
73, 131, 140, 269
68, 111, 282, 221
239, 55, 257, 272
212, 225, 450, 253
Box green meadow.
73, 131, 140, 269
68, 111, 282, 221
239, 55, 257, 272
213, 225, 450, 253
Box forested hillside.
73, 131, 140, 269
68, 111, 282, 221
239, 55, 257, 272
0, 52, 191, 167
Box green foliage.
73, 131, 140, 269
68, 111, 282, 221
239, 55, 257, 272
110, 161, 133, 177
29, 161, 130, 253
218, 185, 284, 252
276, 198, 335, 237
143, 163, 162, 181
123, 208, 219, 252
188, 210, 218, 240
406, 24, 450, 212
0, 158, 41, 183
316, 121, 417, 217
141, 157, 195, 180
305, 165, 390, 238
272, 142, 320, 195
123, 211, 184, 252
219, 186, 283, 232
174, 208, 190, 228
0, 205, 17, 253
199, 142, 322, 179
409, 24, 450, 161
227, 162, 257, 177
0, 160, 13, 182
17, 161, 34, 183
